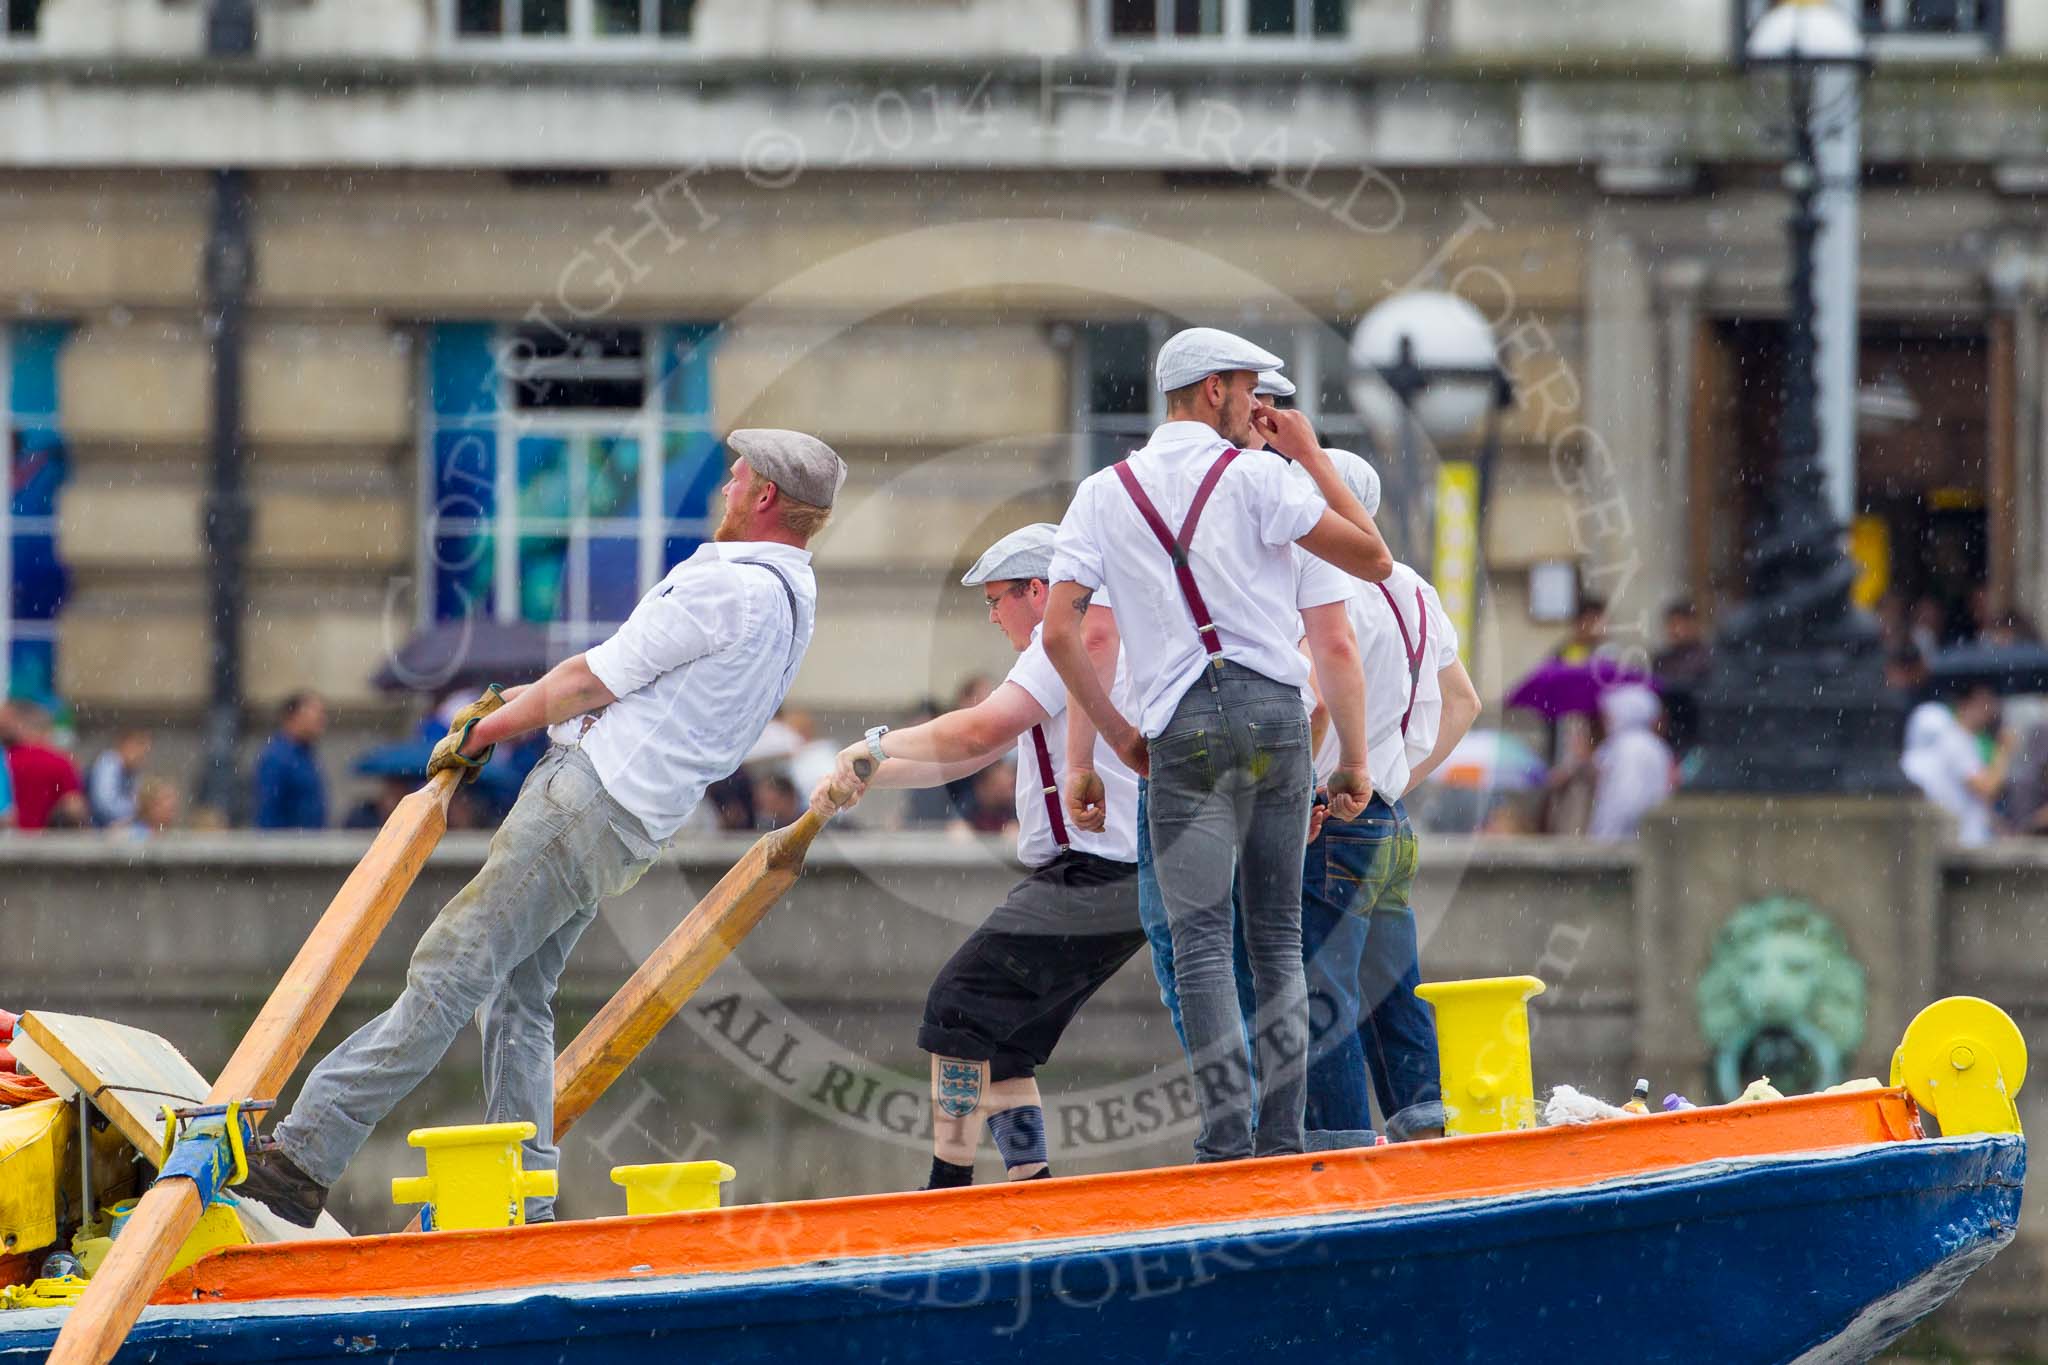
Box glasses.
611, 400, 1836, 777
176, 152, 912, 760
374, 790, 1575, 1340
983, 582, 1031, 610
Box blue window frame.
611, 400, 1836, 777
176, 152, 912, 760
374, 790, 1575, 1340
4, 322, 69, 707
422, 321, 724, 659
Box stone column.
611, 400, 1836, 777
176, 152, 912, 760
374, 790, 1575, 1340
1634, 795, 1947, 1105
1582, 226, 1664, 652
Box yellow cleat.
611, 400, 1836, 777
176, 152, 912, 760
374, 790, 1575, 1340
391, 1122, 557, 1231
1414, 976, 1547, 1136
1896, 997, 2027, 1138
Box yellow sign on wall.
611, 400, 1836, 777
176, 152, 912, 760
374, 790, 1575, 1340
1848, 514, 1890, 611
1434, 460, 1480, 663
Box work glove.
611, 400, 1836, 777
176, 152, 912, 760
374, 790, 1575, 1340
427, 685, 506, 785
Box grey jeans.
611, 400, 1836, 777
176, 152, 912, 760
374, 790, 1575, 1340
1147, 662, 1314, 1161
274, 746, 661, 1218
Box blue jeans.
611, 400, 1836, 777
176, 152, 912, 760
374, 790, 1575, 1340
1145, 663, 1313, 1161
1300, 798, 1444, 1140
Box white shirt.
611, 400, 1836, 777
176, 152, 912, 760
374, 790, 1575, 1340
1002, 627, 1141, 866
1049, 421, 1328, 738
1901, 701, 1994, 846
1311, 563, 1461, 800
553, 540, 817, 842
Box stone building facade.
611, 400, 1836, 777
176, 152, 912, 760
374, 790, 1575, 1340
2, 0, 2044, 781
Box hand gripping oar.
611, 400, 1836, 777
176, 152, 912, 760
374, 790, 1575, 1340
48, 691, 502, 1365
552, 759, 869, 1139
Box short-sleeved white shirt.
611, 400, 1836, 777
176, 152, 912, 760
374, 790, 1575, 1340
553, 540, 816, 842
1901, 702, 1993, 846
1311, 562, 1461, 800
1048, 421, 1328, 738
1002, 626, 1140, 866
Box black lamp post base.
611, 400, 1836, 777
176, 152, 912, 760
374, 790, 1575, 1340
1687, 644, 1909, 795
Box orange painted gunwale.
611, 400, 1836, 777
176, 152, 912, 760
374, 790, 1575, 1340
161, 1088, 1922, 1307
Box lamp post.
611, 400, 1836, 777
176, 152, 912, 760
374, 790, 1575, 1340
1687, 0, 1905, 793
1348, 291, 1514, 669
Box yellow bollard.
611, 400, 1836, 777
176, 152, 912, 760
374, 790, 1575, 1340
1414, 976, 1547, 1135
1896, 996, 2028, 1138
610, 1161, 737, 1216
390, 1122, 558, 1231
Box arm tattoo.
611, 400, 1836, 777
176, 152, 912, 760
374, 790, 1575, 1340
1071, 590, 1094, 616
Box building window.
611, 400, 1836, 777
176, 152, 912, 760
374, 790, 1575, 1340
1, 0, 42, 41
1067, 317, 1372, 475
422, 322, 724, 658
447, 0, 694, 44
1742, 0, 2001, 54
1105, 0, 1346, 43
3, 323, 69, 708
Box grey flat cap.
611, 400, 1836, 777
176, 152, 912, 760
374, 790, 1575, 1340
1291, 447, 1381, 517
1155, 327, 1285, 393
1254, 369, 1296, 399
726, 428, 849, 509
961, 522, 1060, 587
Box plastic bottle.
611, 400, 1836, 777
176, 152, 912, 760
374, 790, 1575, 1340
1621, 1078, 1652, 1115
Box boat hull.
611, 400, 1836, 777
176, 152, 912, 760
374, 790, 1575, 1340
0, 1134, 2022, 1364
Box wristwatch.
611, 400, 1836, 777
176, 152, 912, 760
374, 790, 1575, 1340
863, 725, 891, 766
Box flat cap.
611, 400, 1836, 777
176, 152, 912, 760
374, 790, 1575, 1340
1155, 327, 1285, 394
1254, 369, 1296, 399
726, 428, 849, 509
961, 522, 1060, 587
1291, 447, 1381, 517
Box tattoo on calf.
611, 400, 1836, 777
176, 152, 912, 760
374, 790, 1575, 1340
936, 1059, 983, 1120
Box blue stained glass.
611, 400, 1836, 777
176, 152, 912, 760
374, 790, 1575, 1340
429, 323, 501, 419
432, 531, 496, 622
7, 639, 55, 708
516, 434, 572, 520
657, 323, 720, 416
430, 428, 495, 515
587, 435, 641, 518
10, 531, 63, 620
517, 535, 570, 624
663, 430, 723, 521
586, 536, 642, 620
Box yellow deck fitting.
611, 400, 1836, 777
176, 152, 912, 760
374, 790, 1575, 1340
1896, 996, 2028, 1138
390, 1121, 558, 1231
610, 1161, 737, 1216
0, 1274, 88, 1311
1415, 975, 1548, 1136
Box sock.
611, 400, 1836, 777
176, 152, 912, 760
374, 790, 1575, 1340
986, 1105, 1049, 1175
926, 1156, 975, 1190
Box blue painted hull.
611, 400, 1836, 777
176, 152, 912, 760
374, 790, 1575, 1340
2, 1136, 2022, 1364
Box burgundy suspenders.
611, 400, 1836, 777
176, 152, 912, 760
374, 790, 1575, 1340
1112, 448, 1240, 690
1374, 581, 1429, 736
1027, 723, 1070, 849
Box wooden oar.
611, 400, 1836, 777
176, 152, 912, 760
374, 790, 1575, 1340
553, 769, 861, 1138
48, 763, 474, 1364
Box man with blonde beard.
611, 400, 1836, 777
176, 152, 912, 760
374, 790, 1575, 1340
241, 429, 845, 1228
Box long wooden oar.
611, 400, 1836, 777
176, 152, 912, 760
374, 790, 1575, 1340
49, 761, 475, 1364
552, 771, 860, 1138
393, 769, 864, 1234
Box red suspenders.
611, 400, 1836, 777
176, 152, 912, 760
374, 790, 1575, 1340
1112, 449, 1240, 686
1026, 723, 1069, 849
1373, 581, 1429, 736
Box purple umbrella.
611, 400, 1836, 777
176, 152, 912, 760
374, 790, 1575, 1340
1505, 657, 1657, 720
